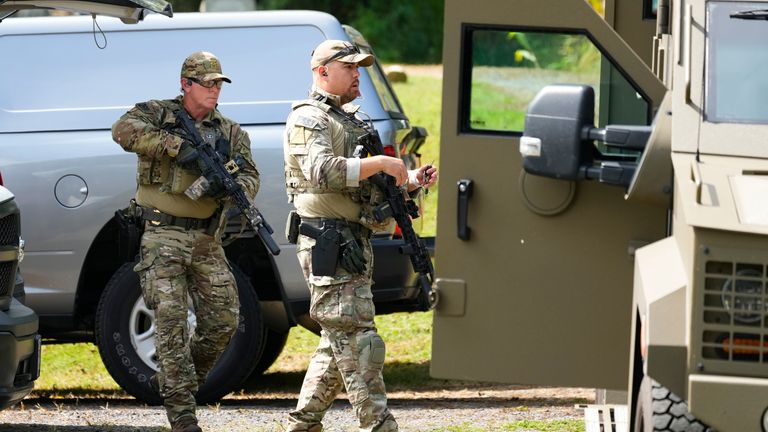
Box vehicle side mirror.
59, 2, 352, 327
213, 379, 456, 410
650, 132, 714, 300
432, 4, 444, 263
520, 85, 594, 181
520, 84, 652, 188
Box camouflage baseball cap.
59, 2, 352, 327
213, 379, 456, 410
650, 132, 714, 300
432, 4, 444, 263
310, 40, 374, 69
180, 51, 231, 83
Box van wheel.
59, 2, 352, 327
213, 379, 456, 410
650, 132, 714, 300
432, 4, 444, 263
95, 261, 264, 405
634, 376, 713, 432
242, 328, 288, 388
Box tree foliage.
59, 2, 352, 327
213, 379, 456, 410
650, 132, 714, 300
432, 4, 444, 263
257, 0, 444, 64
169, 0, 606, 64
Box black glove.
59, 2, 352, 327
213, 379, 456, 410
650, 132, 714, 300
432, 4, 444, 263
175, 141, 200, 170
204, 175, 227, 199
340, 239, 367, 274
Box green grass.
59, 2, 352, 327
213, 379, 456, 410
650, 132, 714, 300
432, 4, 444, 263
469, 81, 527, 132
263, 311, 437, 390
504, 419, 585, 432
35, 343, 122, 395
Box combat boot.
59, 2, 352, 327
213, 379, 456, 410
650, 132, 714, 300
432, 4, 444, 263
371, 412, 398, 432
171, 416, 202, 432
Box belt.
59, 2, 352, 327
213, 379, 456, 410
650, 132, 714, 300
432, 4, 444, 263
301, 217, 371, 239
142, 208, 215, 231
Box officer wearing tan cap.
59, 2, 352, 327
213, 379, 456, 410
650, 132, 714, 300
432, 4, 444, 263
283, 40, 437, 432
112, 51, 259, 432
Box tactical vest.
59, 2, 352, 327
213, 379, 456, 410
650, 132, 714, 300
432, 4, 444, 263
285, 98, 388, 230
136, 106, 230, 195
285, 98, 368, 199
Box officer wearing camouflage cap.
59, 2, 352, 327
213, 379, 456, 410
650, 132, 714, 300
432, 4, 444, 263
283, 40, 438, 432
112, 51, 259, 432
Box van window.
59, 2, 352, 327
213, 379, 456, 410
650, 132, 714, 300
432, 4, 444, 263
368, 61, 405, 116
460, 27, 650, 134
705, 1, 768, 124
0, 22, 385, 132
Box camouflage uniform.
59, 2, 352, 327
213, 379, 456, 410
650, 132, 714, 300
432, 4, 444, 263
283, 85, 397, 432
112, 52, 259, 429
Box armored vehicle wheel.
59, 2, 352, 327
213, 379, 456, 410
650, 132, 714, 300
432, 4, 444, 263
634, 376, 713, 432
95, 261, 264, 405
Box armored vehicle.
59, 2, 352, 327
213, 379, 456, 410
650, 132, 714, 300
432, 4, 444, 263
431, 0, 768, 430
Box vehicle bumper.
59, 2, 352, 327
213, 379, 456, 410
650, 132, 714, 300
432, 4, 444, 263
371, 236, 435, 312
0, 298, 41, 410
689, 374, 768, 431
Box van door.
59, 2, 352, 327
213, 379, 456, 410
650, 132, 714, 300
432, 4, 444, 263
432, 0, 668, 390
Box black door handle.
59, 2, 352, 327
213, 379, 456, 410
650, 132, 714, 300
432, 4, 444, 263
457, 179, 473, 241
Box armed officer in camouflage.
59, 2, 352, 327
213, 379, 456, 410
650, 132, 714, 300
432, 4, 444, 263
283, 40, 438, 432
112, 51, 259, 432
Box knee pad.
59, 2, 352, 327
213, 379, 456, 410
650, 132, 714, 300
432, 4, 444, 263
360, 331, 386, 368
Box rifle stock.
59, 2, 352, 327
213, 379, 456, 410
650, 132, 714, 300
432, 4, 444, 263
176, 109, 281, 256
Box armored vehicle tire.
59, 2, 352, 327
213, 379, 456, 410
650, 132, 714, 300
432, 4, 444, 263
634, 376, 713, 432
242, 328, 289, 388
95, 261, 264, 405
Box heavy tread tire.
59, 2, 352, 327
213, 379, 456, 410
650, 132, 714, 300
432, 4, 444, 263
634, 376, 714, 432
242, 328, 289, 388
95, 261, 264, 405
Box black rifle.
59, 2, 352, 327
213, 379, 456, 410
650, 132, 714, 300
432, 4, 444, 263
353, 129, 435, 311
175, 109, 281, 256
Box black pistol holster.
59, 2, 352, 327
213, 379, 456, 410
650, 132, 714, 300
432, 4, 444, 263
115, 199, 144, 262
299, 219, 340, 277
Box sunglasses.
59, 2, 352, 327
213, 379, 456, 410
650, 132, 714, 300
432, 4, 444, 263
321, 44, 361, 66
188, 78, 224, 89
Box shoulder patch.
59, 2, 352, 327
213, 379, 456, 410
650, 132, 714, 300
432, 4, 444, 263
294, 115, 325, 131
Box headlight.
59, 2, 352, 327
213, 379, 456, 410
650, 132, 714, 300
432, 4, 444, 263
721, 268, 764, 324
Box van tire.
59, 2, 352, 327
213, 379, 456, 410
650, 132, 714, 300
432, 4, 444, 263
95, 261, 264, 405
634, 376, 713, 432
243, 328, 289, 388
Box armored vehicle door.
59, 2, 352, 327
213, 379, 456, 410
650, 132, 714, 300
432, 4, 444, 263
432, 0, 667, 390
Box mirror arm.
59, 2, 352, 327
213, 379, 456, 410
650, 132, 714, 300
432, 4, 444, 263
585, 125, 652, 151
580, 160, 637, 187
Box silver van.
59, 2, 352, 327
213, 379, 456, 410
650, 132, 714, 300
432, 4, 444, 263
0, 11, 429, 404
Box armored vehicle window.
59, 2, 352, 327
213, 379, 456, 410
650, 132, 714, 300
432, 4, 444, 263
644, 0, 658, 19
462, 28, 649, 134
706, 2, 768, 124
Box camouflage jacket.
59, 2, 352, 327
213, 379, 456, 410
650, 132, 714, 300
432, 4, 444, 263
113, 96, 259, 217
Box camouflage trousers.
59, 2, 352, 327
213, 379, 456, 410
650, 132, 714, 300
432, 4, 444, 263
287, 234, 398, 432
134, 224, 239, 425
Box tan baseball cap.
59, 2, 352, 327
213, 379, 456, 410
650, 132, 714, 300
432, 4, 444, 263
310, 40, 374, 69
180, 51, 231, 83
